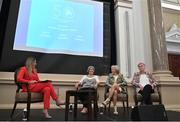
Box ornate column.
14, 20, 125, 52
147, 0, 172, 78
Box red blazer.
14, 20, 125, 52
17, 66, 40, 91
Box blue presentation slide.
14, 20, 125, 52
13, 0, 103, 57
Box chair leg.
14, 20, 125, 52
74, 95, 78, 120
26, 102, 31, 121
87, 102, 92, 120
94, 97, 98, 120
87, 93, 92, 120
65, 93, 70, 121
104, 96, 107, 111
135, 100, 138, 106
10, 102, 17, 119
108, 101, 111, 112
126, 98, 129, 111
122, 101, 125, 112
104, 105, 107, 112
134, 95, 138, 106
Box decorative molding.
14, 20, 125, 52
114, 0, 133, 10
162, 0, 180, 5
165, 24, 180, 55
166, 24, 180, 41
161, 0, 180, 11
125, 11, 132, 78
114, 0, 132, 3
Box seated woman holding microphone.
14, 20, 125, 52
75, 66, 99, 114
17, 57, 64, 118
102, 65, 127, 115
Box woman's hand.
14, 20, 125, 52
112, 83, 119, 88
29, 80, 38, 84
94, 85, 98, 89
75, 83, 80, 89
139, 84, 144, 91
151, 82, 157, 89
112, 83, 120, 91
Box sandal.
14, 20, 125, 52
81, 108, 88, 114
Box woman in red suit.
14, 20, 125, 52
17, 57, 63, 118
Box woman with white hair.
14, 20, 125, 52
75, 66, 99, 114
132, 62, 157, 105
102, 65, 127, 115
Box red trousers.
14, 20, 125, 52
30, 82, 58, 109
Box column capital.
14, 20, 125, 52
114, 0, 132, 9
114, 0, 132, 2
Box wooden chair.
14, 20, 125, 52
104, 84, 129, 112
10, 68, 43, 120
133, 84, 162, 105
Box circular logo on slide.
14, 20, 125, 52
63, 7, 75, 19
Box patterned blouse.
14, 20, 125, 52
106, 73, 127, 91
131, 71, 157, 92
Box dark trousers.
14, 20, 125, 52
138, 84, 154, 105
78, 87, 96, 108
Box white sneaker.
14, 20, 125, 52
113, 111, 118, 115
80, 107, 88, 114
113, 106, 118, 115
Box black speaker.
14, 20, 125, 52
131, 105, 168, 121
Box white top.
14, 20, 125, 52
139, 74, 150, 87
79, 75, 99, 88
113, 75, 118, 83
79, 75, 99, 83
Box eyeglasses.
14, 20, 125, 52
138, 65, 144, 67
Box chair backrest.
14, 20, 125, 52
14, 68, 22, 91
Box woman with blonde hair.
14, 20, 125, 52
17, 57, 63, 118
102, 65, 127, 115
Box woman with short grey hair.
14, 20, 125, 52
75, 66, 99, 114
102, 65, 127, 115
111, 65, 120, 74
132, 62, 157, 105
